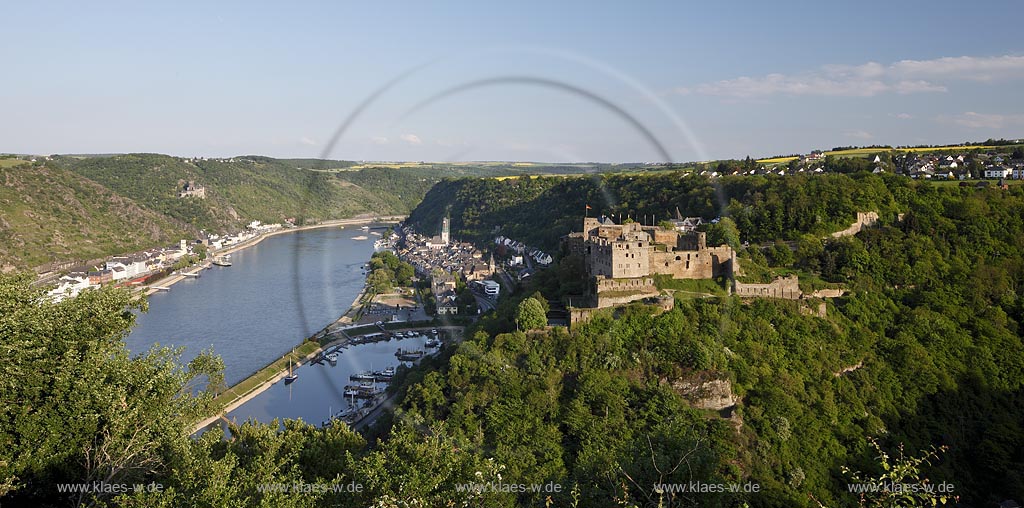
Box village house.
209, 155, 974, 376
87, 269, 113, 285
984, 166, 1011, 179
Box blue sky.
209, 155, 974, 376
2, 1, 1022, 162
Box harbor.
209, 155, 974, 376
195, 325, 458, 434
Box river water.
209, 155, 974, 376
127, 226, 376, 385
227, 333, 431, 426
127, 226, 429, 426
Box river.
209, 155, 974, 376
128, 224, 438, 428
127, 226, 376, 386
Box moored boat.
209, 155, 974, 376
284, 350, 298, 384
396, 348, 425, 361
350, 370, 375, 382
373, 366, 395, 381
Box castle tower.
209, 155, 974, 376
441, 216, 450, 245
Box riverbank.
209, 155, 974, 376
142, 215, 403, 295
191, 339, 323, 433
191, 324, 465, 434
214, 215, 403, 257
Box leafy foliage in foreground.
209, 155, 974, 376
4, 175, 1024, 507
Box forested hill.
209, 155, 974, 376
2, 154, 509, 269
3, 168, 1024, 506
400, 172, 1024, 505
406, 172, 902, 249
54, 154, 440, 233
0, 160, 190, 270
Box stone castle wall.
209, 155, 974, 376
649, 245, 733, 279
609, 240, 650, 279
733, 274, 802, 300
648, 228, 678, 246
831, 211, 879, 238
594, 277, 659, 308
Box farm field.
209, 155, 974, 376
0, 158, 29, 168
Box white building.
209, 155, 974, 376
480, 280, 500, 297
47, 274, 94, 302
437, 300, 458, 315
110, 266, 128, 280
106, 257, 148, 279
984, 166, 1011, 179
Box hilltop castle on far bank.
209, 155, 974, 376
564, 216, 737, 308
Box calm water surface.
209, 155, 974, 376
127, 227, 376, 385
227, 334, 430, 426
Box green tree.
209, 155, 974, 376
0, 274, 221, 506
768, 240, 794, 267
706, 217, 741, 250
367, 269, 393, 293
829, 439, 954, 508
795, 233, 824, 270
514, 297, 547, 331
395, 263, 415, 286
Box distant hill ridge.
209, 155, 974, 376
0, 154, 479, 269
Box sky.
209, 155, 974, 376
2, 0, 1023, 163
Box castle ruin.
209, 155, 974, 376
564, 216, 737, 308
178, 180, 206, 199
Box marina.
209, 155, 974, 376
217, 328, 445, 431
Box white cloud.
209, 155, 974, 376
892, 113, 913, 119
891, 55, 1024, 81
676, 54, 1021, 98
299, 137, 316, 146
947, 112, 1024, 129
821, 61, 887, 79
680, 74, 893, 98
891, 80, 948, 94
399, 133, 422, 145
370, 136, 389, 145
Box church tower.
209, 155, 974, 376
441, 216, 450, 245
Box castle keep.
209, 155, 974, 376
567, 216, 736, 280
565, 216, 737, 307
